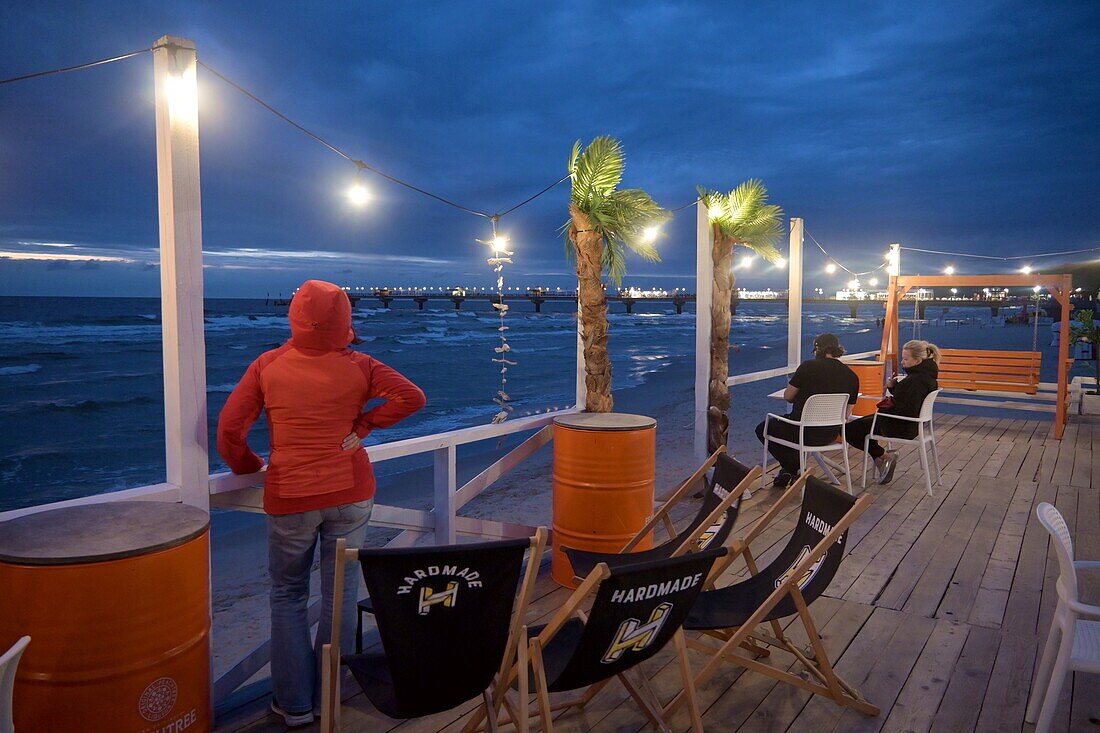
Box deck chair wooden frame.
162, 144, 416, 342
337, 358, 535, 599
504, 550, 726, 733
320, 528, 547, 733
665, 479, 879, 718
565, 450, 760, 582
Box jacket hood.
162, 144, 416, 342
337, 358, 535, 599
904, 358, 939, 378
289, 280, 356, 351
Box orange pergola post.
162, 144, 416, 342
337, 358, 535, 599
879, 273, 1073, 439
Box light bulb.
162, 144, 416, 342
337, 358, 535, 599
1020, 265, 1032, 275
868, 278, 878, 287
347, 182, 371, 206
774, 257, 787, 269
708, 203, 724, 219
848, 279, 860, 290
491, 235, 509, 252
739, 255, 755, 269
944, 265, 955, 275
825, 263, 837, 274
951, 288, 958, 294
641, 226, 659, 244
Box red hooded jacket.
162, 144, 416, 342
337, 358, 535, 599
217, 280, 426, 514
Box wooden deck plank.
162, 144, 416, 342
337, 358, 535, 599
928, 624, 1002, 733
878, 619, 968, 733
973, 632, 1038, 732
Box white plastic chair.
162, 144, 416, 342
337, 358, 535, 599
1025, 503, 1100, 732
762, 392, 852, 494
1, 636, 29, 733
860, 389, 942, 496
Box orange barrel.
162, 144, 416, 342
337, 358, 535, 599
847, 360, 886, 417
551, 413, 656, 587
0, 501, 212, 732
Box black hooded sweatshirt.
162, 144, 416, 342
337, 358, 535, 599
878, 359, 939, 438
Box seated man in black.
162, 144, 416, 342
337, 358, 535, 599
755, 333, 858, 488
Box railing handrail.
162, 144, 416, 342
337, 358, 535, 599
208, 407, 578, 494
726, 349, 881, 387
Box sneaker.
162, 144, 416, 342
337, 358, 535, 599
877, 452, 898, 485
271, 699, 314, 728
772, 471, 794, 489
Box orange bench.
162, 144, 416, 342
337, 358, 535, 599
937, 348, 1041, 395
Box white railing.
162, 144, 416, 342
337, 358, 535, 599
207, 407, 576, 545
726, 350, 882, 387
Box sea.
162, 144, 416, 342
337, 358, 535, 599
0, 295, 1000, 512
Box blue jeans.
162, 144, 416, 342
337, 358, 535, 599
268, 499, 372, 714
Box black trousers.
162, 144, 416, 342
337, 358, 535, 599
755, 419, 840, 476
845, 414, 917, 459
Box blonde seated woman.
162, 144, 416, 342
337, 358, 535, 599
845, 339, 940, 484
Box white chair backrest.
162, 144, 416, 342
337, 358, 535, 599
1036, 502, 1077, 603
800, 393, 850, 427
918, 389, 942, 422
1, 636, 30, 733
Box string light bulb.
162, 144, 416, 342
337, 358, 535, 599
739, 255, 755, 269
869, 278, 879, 287
1020, 265, 1033, 275
708, 202, 724, 219
641, 226, 660, 244
825, 262, 837, 274
346, 169, 371, 206
774, 256, 787, 269
943, 265, 955, 275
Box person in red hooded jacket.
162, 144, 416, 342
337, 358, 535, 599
218, 279, 425, 726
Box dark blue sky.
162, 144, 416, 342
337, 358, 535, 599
1, 1, 1097, 297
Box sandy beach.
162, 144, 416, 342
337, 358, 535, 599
208, 313, 1076, 682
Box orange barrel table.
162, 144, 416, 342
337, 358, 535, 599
551, 413, 656, 587
0, 501, 212, 732
847, 360, 886, 417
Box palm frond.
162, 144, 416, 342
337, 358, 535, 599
570, 136, 624, 208
698, 179, 785, 263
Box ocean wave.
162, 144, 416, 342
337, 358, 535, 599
0, 363, 41, 376
0, 394, 159, 415
208, 383, 238, 393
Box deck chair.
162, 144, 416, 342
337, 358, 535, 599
665, 475, 879, 717
519, 548, 727, 733
564, 451, 759, 580
320, 529, 547, 733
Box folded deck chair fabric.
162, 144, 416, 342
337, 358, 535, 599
564, 450, 759, 580
519, 547, 727, 733
666, 476, 878, 718
320, 529, 547, 733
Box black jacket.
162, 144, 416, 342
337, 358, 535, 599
885, 359, 939, 418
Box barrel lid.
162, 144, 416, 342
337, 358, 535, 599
0, 501, 210, 566
553, 412, 657, 431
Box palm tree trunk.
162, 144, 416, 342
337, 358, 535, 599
569, 204, 614, 413
708, 230, 733, 452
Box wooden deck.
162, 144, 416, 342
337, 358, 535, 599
222, 414, 1100, 733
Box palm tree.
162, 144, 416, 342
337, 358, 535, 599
697, 181, 784, 452
565, 137, 670, 413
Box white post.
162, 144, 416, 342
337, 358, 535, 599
788, 218, 804, 369
433, 445, 457, 544
693, 200, 714, 462
153, 36, 209, 510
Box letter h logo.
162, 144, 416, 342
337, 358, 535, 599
418, 582, 459, 615
602, 602, 672, 663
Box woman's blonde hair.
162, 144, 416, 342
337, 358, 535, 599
903, 339, 941, 364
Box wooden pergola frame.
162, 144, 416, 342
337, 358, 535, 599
879, 273, 1074, 439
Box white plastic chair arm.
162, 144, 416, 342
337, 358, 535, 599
1068, 598, 1100, 620
872, 412, 924, 423
765, 412, 802, 427
1075, 560, 1100, 571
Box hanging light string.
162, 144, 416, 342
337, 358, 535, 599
0, 48, 152, 86
198, 60, 569, 221
479, 218, 517, 424
805, 231, 889, 278
900, 245, 1100, 261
